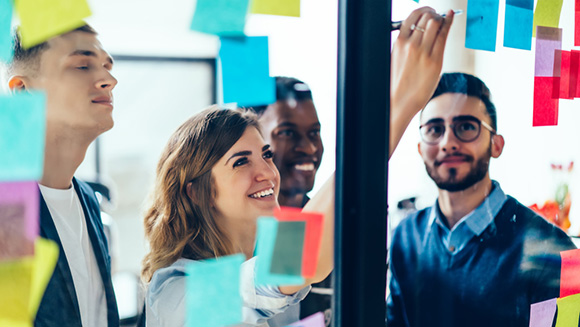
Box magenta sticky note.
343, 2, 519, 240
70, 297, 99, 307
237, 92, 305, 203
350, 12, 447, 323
0, 181, 38, 260
287, 312, 325, 327
535, 27, 562, 77
529, 298, 557, 327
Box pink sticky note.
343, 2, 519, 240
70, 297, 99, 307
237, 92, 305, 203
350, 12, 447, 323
529, 298, 557, 327
557, 50, 572, 99
575, 0, 580, 46
287, 312, 325, 327
560, 249, 580, 298
0, 181, 38, 260
274, 207, 324, 279
569, 51, 579, 97
533, 76, 559, 126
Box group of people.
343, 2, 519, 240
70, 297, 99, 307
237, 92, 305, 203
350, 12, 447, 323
3, 5, 574, 327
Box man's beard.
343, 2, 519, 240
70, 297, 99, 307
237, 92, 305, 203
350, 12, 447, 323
425, 147, 491, 192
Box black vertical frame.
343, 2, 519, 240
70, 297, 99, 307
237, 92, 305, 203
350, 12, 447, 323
334, 0, 391, 325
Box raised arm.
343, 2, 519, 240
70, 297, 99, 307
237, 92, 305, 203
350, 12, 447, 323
389, 7, 454, 158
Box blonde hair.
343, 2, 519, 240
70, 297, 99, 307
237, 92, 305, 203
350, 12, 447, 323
141, 106, 260, 283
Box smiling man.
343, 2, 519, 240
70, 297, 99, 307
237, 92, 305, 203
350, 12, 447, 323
7, 26, 119, 327
386, 73, 576, 327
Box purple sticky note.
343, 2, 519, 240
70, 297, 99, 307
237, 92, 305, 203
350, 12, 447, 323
0, 181, 38, 260
529, 298, 557, 327
287, 312, 325, 327
535, 26, 562, 77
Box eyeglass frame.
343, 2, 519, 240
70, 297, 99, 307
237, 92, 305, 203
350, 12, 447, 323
418, 115, 497, 145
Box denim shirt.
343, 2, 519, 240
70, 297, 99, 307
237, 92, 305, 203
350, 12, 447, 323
428, 180, 508, 255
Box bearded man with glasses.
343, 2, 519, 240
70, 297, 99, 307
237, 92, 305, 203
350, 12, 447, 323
386, 73, 576, 327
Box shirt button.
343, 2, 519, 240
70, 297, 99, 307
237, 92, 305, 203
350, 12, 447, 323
449, 245, 456, 252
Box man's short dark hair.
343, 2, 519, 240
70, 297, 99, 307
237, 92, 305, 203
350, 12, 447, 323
8, 24, 97, 77
430, 72, 497, 130
251, 76, 314, 117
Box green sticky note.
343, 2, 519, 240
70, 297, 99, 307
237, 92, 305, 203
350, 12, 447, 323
190, 0, 249, 36
555, 293, 580, 327
0, 92, 46, 182
14, 0, 92, 48
270, 221, 305, 276
185, 254, 244, 327
533, 0, 564, 37
250, 0, 300, 17
255, 217, 304, 286
0, 0, 13, 63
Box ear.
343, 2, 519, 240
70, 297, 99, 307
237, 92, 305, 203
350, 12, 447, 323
491, 134, 504, 158
417, 142, 423, 157
8, 76, 28, 92
186, 182, 198, 204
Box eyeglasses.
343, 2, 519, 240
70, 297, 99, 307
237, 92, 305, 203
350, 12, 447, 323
419, 116, 496, 145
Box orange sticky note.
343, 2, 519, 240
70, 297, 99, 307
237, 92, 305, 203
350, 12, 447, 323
560, 249, 580, 298
274, 207, 323, 278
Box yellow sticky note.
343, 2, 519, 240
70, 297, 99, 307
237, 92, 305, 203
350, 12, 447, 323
29, 238, 59, 318
0, 238, 58, 327
14, 0, 92, 48
250, 0, 300, 17
555, 293, 580, 327
532, 0, 564, 37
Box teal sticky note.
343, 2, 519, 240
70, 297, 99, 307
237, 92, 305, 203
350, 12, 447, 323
255, 217, 305, 286
504, 2, 533, 50
190, 0, 249, 36
0, 0, 13, 62
270, 221, 305, 276
185, 254, 244, 327
219, 36, 276, 107
465, 0, 500, 51
0, 92, 46, 182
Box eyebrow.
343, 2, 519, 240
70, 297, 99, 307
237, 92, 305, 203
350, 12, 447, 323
422, 115, 481, 125
224, 145, 271, 166
69, 50, 114, 65
277, 122, 321, 128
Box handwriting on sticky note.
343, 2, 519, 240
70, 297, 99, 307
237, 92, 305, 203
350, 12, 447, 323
219, 36, 275, 107
250, 0, 300, 17
185, 254, 244, 327
190, 0, 249, 36
465, 0, 500, 51
14, 0, 91, 48
0, 93, 46, 182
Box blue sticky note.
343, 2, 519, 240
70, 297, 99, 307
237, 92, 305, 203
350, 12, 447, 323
0, 92, 46, 182
190, 0, 249, 36
0, 0, 13, 62
255, 217, 305, 286
219, 36, 276, 107
185, 254, 244, 327
465, 0, 500, 52
504, 4, 533, 50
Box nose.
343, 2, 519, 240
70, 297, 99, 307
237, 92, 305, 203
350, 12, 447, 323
294, 135, 318, 155
255, 157, 279, 183
96, 70, 118, 90
439, 126, 460, 152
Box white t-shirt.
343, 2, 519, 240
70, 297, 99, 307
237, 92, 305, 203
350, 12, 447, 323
39, 183, 108, 327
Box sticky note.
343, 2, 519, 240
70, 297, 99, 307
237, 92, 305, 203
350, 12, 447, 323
576, 0, 580, 46
14, 0, 91, 48
0, 181, 39, 261
534, 27, 562, 77
556, 50, 572, 99
0, 238, 58, 327
287, 312, 325, 327
270, 221, 305, 276
530, 298, 557, 327
0, 0, 13, 63
255, 217, 304, 286
185, 254, 244, 327
533, 0, 564, 37
250, 0, 300, 17
533, 77, 559, 126
219, 36, 275, 107
190, 0, 249, 36
560, 249, 580, 298
465, 0, 500, 51
570, 51, 579, 98
0, 93, 46, 182
554, 293, 580, 327
275, 207, 324, 278
503, 0, 533, 50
